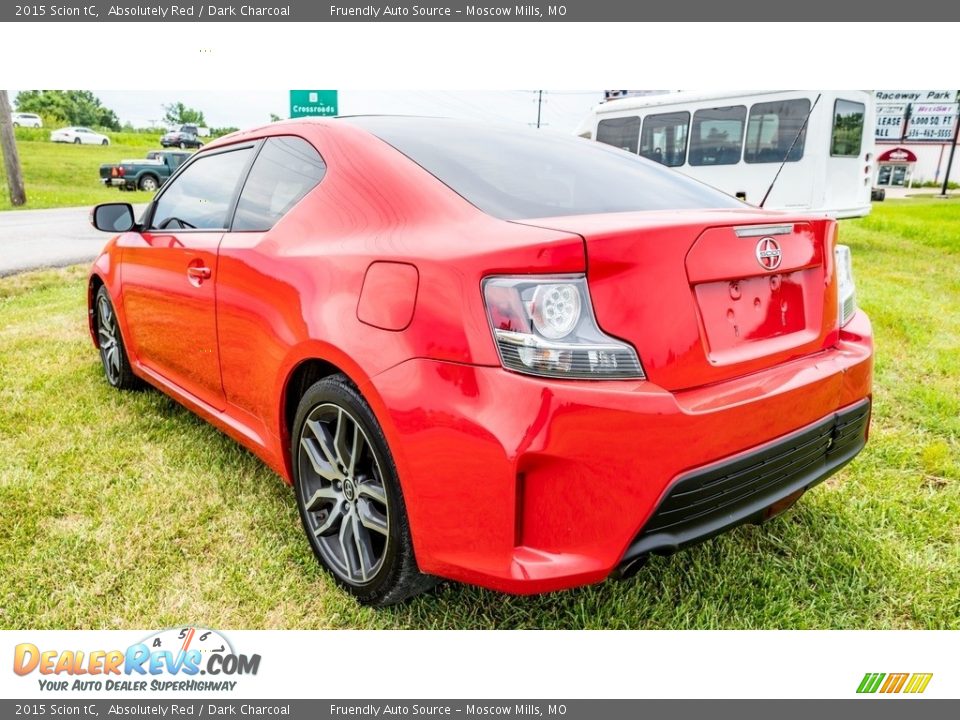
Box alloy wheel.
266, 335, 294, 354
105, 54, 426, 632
297, 403, 390, 585
97, 294, 121, 384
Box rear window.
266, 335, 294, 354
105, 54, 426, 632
344, 117, 739, 220
831, 99, 865, 157
596, 116, 640, 153
233, 136, 326, 231
744, 99, 810, 163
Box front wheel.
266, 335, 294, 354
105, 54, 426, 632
179, 141, 187, 149
292, 375, 435, 606
101, 139, 109, 146
94, 285, 141, 390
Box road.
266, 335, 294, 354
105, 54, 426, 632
0, 204, 147, 277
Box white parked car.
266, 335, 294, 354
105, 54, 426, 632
50, 127, 110, 145
12, 112, 43, 128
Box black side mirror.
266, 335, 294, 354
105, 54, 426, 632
91, 203, 136, 233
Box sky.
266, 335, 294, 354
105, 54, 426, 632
73, 90, 606, 133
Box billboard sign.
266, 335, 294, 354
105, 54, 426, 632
875, 103, 907, 141
904, 102, 959, 142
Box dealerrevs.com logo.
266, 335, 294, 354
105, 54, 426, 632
857, 672, 933, 694
13, 627, 261, 692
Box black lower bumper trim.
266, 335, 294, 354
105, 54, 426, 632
618, 398, 871, 569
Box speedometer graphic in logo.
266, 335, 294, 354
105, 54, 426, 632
140, 627, 234, 659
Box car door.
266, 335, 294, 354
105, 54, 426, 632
215, 135, 327, 423
117, 142, 257, 410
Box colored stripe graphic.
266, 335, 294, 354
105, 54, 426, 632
857, 673, 885, 693
857, 672, 932, 694
904, 673, 933, 694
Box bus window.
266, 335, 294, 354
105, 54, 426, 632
596, 116, 640, 153
689, 106, 746, 166
744, 99, 811, 164
639, 111, 689, 167
831, 99, 865, 157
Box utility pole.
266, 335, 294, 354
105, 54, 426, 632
536, 90, 543, 129
939, 89, 959, 198
0, 90, 26, 207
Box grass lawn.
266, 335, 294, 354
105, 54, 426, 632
0, 131, 174, 211
0, 198, 958, 629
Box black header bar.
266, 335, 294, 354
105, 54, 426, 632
3, 0, 955, 21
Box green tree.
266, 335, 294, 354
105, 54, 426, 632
15, 90, 120, 130
269, 113, 281, 122
163, 102, 206, 127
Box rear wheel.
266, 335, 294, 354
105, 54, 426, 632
73, 137, 81, 144
292, 375, 435, 606
138, 174, 159, 192
94, 285, 141, 390
101, 139, 109, 146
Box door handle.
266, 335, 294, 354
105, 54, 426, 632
187, 266, 211, 281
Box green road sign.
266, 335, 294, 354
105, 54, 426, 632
289, 90, 338, 118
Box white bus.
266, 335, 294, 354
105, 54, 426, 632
575, 90, 875, 218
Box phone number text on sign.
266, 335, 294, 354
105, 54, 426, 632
906, 103, 958, 141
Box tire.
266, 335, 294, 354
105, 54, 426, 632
179, 141, 187, 149
138, 174, 159, 192
94, 285, 142, 391
74, 138, 81, 144
102, 139, 109, 146
292, 374, 436, 606
12, 122, 19, 128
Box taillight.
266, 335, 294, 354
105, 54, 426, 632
482, 275, 644, 380
835, 244, 857, 327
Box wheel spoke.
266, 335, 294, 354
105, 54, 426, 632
357, 497, 389, 536
306, 419, 342, 474
108, 347, 120, 373
351, 512, 377, 582
333, 407, 352, 470
311, 502, 343, 537
348, 423, 365, 477
304, 485, 339, 512
338, 509, 361, 580
300, 435, 340, 481
356, 479, 386, 505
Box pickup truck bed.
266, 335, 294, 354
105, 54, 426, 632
99, 150, 191, 192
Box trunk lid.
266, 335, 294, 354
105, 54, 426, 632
520, 210, 840, 391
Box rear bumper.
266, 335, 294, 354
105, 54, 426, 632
368, 311, 873, 594
617, 397, 870, 572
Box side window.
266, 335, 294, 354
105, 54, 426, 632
596, 116, 641, 154
689, 106, 746, 166
744, 99, 811, 164
232, 136, 326, 232
151, 147, 253, 230
639, 112, 689, 167
831, 99, 865, 157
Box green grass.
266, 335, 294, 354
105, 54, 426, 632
1, 198, 958, 629
0, 131, 172, 211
